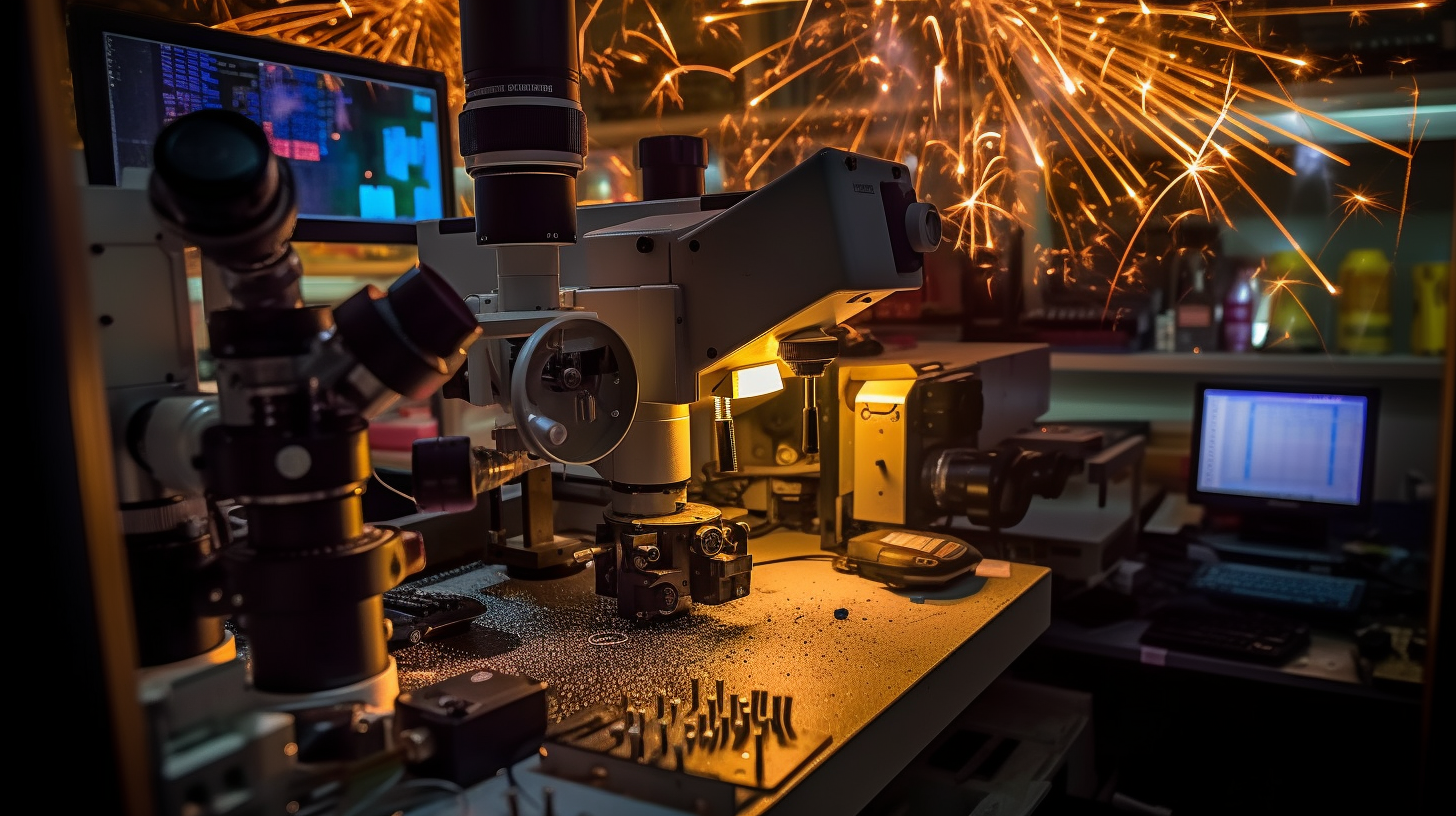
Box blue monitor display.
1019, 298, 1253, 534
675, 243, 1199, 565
67, 4, 454, 244
1188, 383, 1379, 518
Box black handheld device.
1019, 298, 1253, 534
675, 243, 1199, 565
834, 529, 984, 588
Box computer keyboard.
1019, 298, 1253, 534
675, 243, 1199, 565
1141, 607, 1311, 664
1185, 561, 1366, 616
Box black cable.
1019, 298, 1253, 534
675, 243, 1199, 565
754, 554, 837, 566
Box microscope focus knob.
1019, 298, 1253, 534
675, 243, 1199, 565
778, 331, 840, 378
511, 315, 639, 465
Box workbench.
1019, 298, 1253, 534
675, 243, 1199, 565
393, 530, 1052, 815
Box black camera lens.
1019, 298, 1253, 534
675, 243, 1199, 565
148, 108, 296, 263
457, 0, 585, 246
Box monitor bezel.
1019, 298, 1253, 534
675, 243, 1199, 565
1186, 380, 1381, 520
65, 3, 455, 245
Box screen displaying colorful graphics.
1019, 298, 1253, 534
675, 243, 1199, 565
69, 5, 454, 244
106, 34, 443, 223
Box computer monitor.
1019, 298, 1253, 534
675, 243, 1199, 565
66, 4, 454, 244
1187, 381, 1379, 550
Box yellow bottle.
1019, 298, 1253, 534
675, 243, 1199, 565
1336, 248, 1392, 355
1412, 262, 1449, 355
1261, 251, 1324, 352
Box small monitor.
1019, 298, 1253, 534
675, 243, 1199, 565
66, 4, 454, 244
1188, 381, 1379, 547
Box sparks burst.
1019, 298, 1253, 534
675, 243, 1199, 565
208, 0, 1442, 312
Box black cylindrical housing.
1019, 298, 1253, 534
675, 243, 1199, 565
460, 0, 579, 101
412, 435, 478, 514
202, 422, 370, 505
927, 448, 1035, 530
243, 596, 389, 692
247, 495, 366, 552
124, 500, 225, 667
637, 135, 708, 200
458, 0, 585, 246
470, 171, 577, 245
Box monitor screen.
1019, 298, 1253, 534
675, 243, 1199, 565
1188, 383, 1379, 517
67, 4, 453, 244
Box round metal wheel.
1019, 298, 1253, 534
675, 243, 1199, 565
510, 314, 639, 464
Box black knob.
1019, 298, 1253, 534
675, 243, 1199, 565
411, 436, 477, 513
637, 135, 708, 200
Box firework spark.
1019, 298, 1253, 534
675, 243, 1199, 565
206, 0, 1443, 325
1316, 184, 1399, 260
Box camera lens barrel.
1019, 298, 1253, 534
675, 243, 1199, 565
458, 0, 585, 246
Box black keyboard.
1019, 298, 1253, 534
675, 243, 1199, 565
1141, 607, 1311, 664
1185, 562, 1366, 615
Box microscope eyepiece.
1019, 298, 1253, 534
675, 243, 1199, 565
637, 135, 709, 200
387, 265, 484, 361
148, 108, 297, 265
457, 0, 585, 246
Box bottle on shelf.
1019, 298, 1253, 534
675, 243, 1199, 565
1411, 261, 1448, 356
1336, 248, 1392, 355
1262, 250, 1328, 353
1174, 252, 1219, 353
1221, 257, 1260, 352
1161, 216, 1223, 353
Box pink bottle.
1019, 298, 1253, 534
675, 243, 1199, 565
1222, 258, 1259, 352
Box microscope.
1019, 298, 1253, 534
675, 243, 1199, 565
409, 0, 945, 620
84, 106, 483, 811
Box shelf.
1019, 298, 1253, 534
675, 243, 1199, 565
1049, 351, 1446, 379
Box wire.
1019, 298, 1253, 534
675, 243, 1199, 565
754, 554, 837, 566
350, 778, 469, 816
337, 766, 408, 816
372, 467, 417, 505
